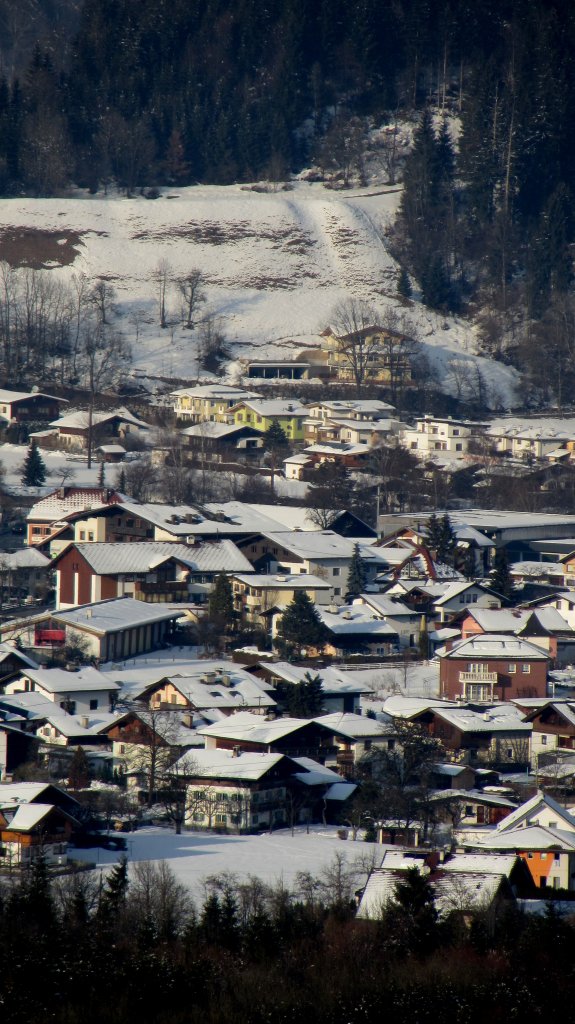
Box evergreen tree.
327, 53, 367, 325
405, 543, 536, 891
98, 854, 129, 925
67, 745, 91, 790
388, 866, 439, 957
437, 513, 457, 565
397, 266, 412, 298
98, 459, 105, 486
490, 547, 514, 602
277, 590, 328, 653
21, 440, 46, 486
263, 420, 290, 492
208, 572, 234, 630
118, 467, 126, 492
424, 513, 443, 554
345, 542, 368, 600
276, 671, 324, 717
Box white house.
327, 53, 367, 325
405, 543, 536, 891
401, 416, 487, 455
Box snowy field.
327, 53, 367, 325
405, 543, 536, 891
0, 182, 519, 406
73, 825, 378, 903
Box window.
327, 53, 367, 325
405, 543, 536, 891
333, 567, 340, 577
89, 699, 98, 710
508, 663, 516, 674
541, 735, 547, 745
192, 812, 203, 822
521, 663, 531, 674
455, 443, 463, 451
215, 813, 227, 824
88, 532, 94, 541
79, 531, 86, 540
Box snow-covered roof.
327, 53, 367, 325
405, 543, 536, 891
232, 572, 331, 590
472, 824, 575, 852
53, 597, 184, 634
27, 487, 118, 523
260, 662, 373, 695
488, 417, 575, 442
229, 399, 307, 417
357, 863, 509, 920
17, 665, 120, 694
198, 710, 349, 743
171, 384, 261, 400
0, 802, 62, 831
149, 666, 275, 710
314, 712, 392, 739
0, 388, 66, 407
429, 705, 532, 734
63, 540, 253, 576
464, 607, 570, 634
172, 747, 287, 781
50, 406, 150, 430
495, 791, 575, 833
441, 634, 549, 660
181, 421, 263, 438
318, 605, 398, 637
259, 530, 354, 560
356, 594, 419, 618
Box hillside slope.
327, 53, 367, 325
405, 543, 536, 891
0, 183, 518, 405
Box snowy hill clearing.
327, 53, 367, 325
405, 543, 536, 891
0, 183, 519, 406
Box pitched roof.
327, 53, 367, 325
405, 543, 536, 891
50, 407, 150, 430
17, 665, 120, 694
59, 540, 253, 575
441, 634, 549, 661
172, 747, 288, 781
495, 791, 575, 833
197, 710, 349, 743
27, 487, 120, 523
52, 597, 183, 634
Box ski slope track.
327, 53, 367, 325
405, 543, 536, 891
0, 183, 519, 406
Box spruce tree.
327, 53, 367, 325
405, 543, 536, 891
346, 542, 368, 600
277, 591, 328, 653
208, 572, 234, 630
98, 459, 106, 486
68, 746, 91, 790
490, 548, 514, 602
437, 514, 457, 565
21, 440, 46, 486
425, 513, 443, 554
397, 266, 412, 298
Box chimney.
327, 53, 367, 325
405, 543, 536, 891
182, 712, 193, 728
232, 745, 242, 757
80, 716, 89, 728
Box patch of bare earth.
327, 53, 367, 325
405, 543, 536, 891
0, 228, 107, 269
133, 221, 316, 253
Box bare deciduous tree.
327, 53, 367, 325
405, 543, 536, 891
153, 258, 172, 329
178, 268, 206, 329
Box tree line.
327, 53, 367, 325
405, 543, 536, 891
0, 0, 569, 196
2, 848, 575, 1024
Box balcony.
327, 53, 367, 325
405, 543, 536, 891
459, 670, 498, 701
459, 671, 498, 684
134, 580, 189, 603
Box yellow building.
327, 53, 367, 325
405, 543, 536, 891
171, 385, 262, 423
228, 399, 308, 441
321, 324, 413, 388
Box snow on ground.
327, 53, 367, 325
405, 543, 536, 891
359, 661, 440, 710
0, 182, 519, 407
0, 443, 107, 505
73, 825, 377, 902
